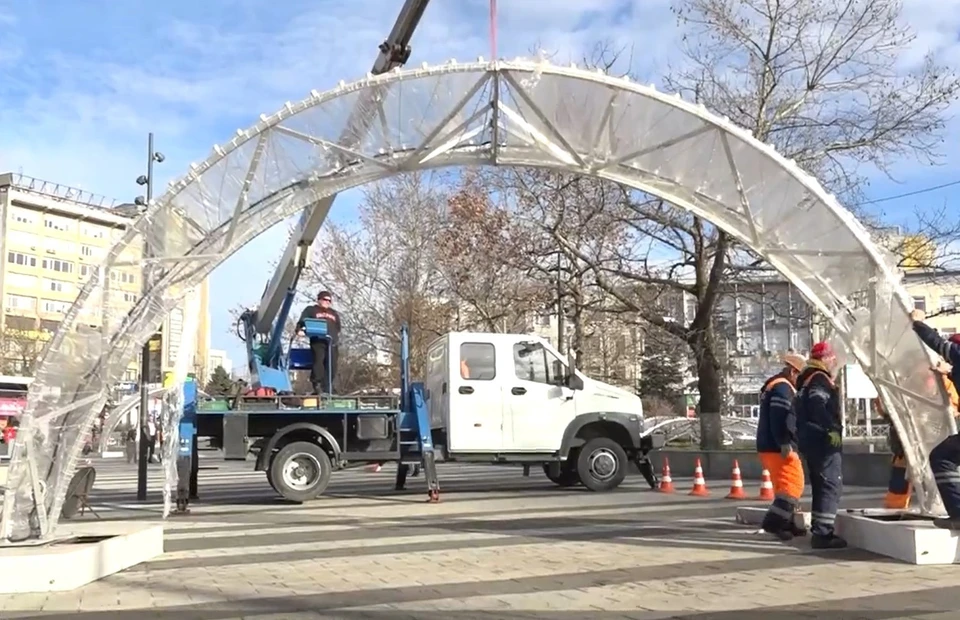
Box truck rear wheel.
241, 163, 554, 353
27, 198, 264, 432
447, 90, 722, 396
543, 461, 580, 487
576, 437, 627, 492
270, 441, 332, 502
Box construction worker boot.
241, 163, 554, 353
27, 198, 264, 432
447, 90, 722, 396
761, 515, 794, 541
932, 517, 960, 531
810, 534, 848, 550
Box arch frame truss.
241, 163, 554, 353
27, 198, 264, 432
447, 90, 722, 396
2, 58, 953, 542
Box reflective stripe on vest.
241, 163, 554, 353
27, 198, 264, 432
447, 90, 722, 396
761, 376, 796, 396
799, 368, 833, 390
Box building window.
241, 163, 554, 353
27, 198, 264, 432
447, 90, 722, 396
459, 343, 496, 380
43, 216, 73, 233
43, 238, 76, 254
122, 292, 137, 303
912, 296, 927, 313
6, 251, 37, 268
80, 224, 106, 239
940, 296, 958, 313
6, 230, 40, 247
43, 279, 73, 294
4, 315, 35, 330
39, 319, 61, 333
4, 294, 36, 311
5, 273, 37, 289
41, 258, 74, 274
110, 271, 136, 285
40, 299, 70, 314
10, 207, 39, 226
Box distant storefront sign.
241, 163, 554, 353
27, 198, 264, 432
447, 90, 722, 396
0, 397, 26, 417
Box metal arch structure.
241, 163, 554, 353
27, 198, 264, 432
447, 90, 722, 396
1, 57, 955, 541
644, 417, 759, 446
98, 387, 168, 454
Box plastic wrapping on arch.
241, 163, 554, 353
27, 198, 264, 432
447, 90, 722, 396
3, 59, 956, 541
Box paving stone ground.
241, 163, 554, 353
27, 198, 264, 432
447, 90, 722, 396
0, 457, 956, 619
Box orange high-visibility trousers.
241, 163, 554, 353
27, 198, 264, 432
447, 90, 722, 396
758, 451, 805, 501
884, 455, 911, 509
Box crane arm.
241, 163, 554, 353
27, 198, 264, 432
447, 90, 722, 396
243, 0, 431, 389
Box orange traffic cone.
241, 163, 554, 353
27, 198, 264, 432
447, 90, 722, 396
658, 457, 675, 493
758, 469, 774, 500
689, 458, 709, 496
725, 460, 747, 500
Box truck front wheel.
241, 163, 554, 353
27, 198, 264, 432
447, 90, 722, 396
576, 437, 628, 492
270, 441, 332, 502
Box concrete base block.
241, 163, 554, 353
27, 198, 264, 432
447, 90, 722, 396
735, 506, 811, 530
836, 509, 959, 565
0, 521, 163, 593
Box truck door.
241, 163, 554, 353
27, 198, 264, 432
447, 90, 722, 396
448, 341, 505, 452
507, 343, 575, 451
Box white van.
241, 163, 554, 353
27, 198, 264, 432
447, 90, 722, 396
424, 332, 663, 491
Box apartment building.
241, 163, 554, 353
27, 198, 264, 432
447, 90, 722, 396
906, 270, 960, 335
206, 348, 233, 377
0, 173, 210, 384
687, 268, 960, 417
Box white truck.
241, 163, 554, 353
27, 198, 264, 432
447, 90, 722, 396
214, 330, 663, 502
421, 332, 663, 491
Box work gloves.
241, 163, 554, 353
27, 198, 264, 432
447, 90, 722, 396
827, 431, 843, 448
779, 444, 793, 458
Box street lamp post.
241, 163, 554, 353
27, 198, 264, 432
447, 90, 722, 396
135, 133, 164, 502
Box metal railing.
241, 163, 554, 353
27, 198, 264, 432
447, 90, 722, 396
2, 172, 118, 210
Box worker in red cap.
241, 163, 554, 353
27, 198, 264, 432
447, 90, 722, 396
756, 351, 807, 540
910, 308, 960, 529
795, 341, 847, 549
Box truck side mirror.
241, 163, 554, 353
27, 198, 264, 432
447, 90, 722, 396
566, 373, 584, 391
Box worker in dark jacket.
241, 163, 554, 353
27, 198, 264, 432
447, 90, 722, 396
796, 341, 847, 549
911, 308, 960, 529
757, 351, 806, 540
297, 290, 342, 395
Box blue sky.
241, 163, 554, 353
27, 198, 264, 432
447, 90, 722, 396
1, 0, 958, 368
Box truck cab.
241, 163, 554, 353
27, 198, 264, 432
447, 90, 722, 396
425, 332, 663, 491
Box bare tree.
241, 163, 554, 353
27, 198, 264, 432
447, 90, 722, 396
493, 169, 635, 360
306, 172, 453, 378
565, 0, 960, 447
0, 325, 43, 376
434, 173, 543, 332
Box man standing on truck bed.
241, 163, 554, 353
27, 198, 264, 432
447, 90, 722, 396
297, 290, 341, 395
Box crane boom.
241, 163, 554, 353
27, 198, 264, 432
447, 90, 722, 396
242, 0, 432, 390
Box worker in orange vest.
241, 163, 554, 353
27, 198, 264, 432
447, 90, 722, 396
756, 351, 807, 540
883, 359, 960, 510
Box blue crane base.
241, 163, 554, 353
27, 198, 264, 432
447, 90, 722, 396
395, 383, 440, 502
174, 379, 200, 514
